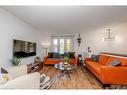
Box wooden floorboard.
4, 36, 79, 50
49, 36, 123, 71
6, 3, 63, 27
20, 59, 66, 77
39, 65, 103, 89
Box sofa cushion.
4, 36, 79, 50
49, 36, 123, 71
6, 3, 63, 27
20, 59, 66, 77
106, 56, 127, 66
117, 57, 127, 66
99, 54, 109, 65
106, 57, 117, 65
86, 61, 102, 74
108, 60, 121, 66
47, 58, 64, 60
85, 61, 103, 80
44, 58, 63, 64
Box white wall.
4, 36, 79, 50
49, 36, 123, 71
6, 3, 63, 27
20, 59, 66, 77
0, 8, 44, 68
39, 32, 51, 58
75, 22, 127, 55
2, 5, 125, 65
41, 22, 127, 58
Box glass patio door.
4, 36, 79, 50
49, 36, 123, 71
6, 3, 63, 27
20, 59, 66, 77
51, 36, 74, 54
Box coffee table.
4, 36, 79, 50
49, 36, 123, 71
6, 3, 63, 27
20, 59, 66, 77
54, 62, 77, 80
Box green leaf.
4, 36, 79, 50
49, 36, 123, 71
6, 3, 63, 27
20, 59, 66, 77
11, 56, 21, 66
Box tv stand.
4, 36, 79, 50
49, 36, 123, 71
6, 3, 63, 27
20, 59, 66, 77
27, 62, 43, 73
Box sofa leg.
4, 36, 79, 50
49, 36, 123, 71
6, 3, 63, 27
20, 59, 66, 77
103, 84, 111, 89
43, 64, 47, 67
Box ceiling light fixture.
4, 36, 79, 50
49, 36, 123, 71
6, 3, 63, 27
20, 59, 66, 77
104, 29, 115, 41
77, 33, 81, 46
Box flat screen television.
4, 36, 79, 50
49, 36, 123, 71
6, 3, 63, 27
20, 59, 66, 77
13, 39, 36, 58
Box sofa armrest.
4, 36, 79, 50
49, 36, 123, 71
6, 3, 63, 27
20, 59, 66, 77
44, 56, 48, 60
0, 72, 40, 89
74, 56, 78, 64
85, 58, 91, 61
7, 65, 27, 79
100, 66, 127, 84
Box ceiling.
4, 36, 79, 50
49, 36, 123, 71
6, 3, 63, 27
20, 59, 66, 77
2, 6, 127, 33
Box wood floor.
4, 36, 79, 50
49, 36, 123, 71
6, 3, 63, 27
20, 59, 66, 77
39, 65, 103, 89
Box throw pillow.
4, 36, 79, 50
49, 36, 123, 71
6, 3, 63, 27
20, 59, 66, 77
2, 74, 10, 81
0, 74, 11, 85
108, 60, 121, 66
1, 67, 8, 74
68, 52, 75, 58
91, 55, 99, 62
64, 52, 68, 57
48, 52, 53, 58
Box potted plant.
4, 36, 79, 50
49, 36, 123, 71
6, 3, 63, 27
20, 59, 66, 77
11, 56, 21, 66
64, 56, 70, 64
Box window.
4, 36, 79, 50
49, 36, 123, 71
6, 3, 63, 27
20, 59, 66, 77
51, 35, 74, 53
53, 39, 58, 52
66, 39, 71, 52
60, 39, 64, 54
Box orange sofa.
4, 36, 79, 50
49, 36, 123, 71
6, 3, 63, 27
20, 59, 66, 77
85, 54, 127, 86
44, 56, 78, 65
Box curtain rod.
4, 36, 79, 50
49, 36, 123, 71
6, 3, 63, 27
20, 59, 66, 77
51, 35, 75, 37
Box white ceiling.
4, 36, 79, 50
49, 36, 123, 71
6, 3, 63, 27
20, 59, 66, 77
2, 6, 127, 33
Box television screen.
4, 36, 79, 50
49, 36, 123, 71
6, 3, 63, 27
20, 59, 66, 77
13, 39, 36, 58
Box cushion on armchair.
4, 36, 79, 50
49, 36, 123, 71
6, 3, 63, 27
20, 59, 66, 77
48, 52, 53, 58
53, 52, 60, 58
68, 52, 75, 58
